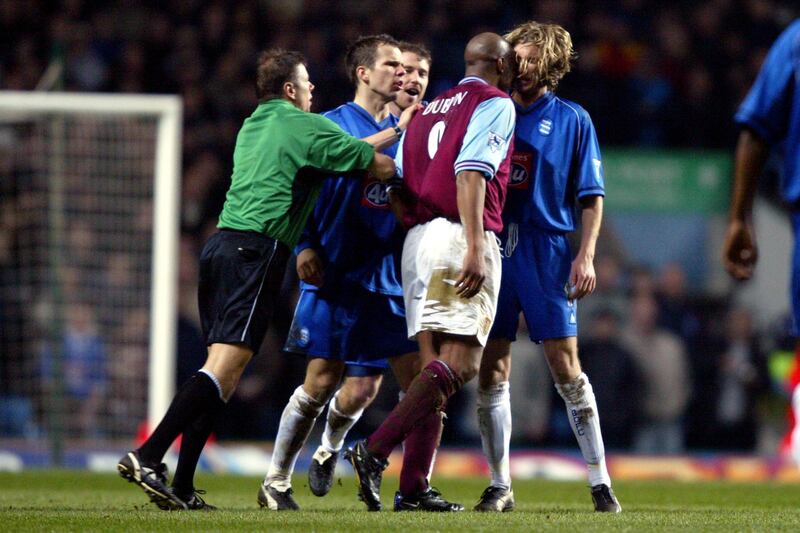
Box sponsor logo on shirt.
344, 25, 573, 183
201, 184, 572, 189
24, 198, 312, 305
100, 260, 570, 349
539, 118, 552, 135
361, 177, 390, 209
509, 152, 532, 189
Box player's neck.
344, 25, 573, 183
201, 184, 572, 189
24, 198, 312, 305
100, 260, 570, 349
386, 101, 402, 117
354, 89, 391, 123
513, 86, 549, 108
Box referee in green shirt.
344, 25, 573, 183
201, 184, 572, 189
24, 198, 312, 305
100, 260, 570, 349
118, 49, 396, 510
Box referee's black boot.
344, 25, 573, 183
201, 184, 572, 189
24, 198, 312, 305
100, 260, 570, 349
117, 450, 187, 510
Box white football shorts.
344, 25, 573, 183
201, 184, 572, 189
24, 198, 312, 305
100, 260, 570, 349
402, 217, 501, 346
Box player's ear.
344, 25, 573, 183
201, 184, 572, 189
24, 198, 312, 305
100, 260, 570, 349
283, 81, 296, 101
356, 65, 369, 84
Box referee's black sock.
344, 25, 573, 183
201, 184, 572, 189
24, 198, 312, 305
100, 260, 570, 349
138, 372, 220, 466
171, 396, 225, 497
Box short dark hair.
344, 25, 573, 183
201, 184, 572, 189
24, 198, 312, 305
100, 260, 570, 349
344, 34, 400, 87
256, 49, 307, 102
399, 41, 432, 67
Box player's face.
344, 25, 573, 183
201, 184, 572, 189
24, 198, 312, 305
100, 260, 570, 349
291, 63, 314, 112
394, 52, 430, 110
514, 42, 541, 97
364, 44, 405, 101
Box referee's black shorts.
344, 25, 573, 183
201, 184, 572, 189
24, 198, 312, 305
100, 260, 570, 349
198, 229, 290, 353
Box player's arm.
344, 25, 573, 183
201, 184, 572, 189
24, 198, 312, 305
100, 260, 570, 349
723, 22, 794, 280
361, 103, 422, 151
571, 113, 605, 300
453, 96, 516, 297
722, 128, 769, 280
570, 195, 602, 300
456, 170, 487, 298
368, 153, 396, 180
307, 114, 395, 179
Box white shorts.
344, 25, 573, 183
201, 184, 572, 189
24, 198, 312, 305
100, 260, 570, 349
402, 217, 501, 346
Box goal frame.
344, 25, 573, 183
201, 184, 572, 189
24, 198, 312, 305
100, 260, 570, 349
0, 91, 183, 430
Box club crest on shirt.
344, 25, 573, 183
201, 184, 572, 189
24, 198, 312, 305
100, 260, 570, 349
538, 118, 553, 135
361, 177, 390, 209
509, 152, 532, 189
487, 130, 505, 153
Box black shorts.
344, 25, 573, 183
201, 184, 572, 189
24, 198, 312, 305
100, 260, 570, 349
198, 229, 290, 352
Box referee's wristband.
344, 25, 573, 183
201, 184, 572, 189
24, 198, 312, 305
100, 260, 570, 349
393, 125, 403, 139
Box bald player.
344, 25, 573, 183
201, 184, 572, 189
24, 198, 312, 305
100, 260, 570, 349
346, 33, 517, 513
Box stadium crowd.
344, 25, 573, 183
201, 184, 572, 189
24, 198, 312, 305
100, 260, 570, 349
1, 0, 798, 454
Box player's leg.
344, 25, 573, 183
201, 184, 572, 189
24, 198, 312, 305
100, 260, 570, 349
544, 336, 620, 512
121, 342, 247, 510
164, 342, 253, 510
474, 337, 514, 511
309, 366, 382, 497
260, 356, 344, 509
119, 230, 288, 510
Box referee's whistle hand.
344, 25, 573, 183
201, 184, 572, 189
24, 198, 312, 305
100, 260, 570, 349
369, 153, 396, 181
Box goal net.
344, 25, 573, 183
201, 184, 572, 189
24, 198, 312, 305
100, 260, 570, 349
0, 92, 181, 456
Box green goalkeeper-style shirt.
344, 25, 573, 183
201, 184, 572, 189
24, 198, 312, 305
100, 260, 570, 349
217, 98, 375, 247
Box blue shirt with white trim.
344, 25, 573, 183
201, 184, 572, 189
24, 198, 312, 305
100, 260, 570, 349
296, 102, 404, 295
504, 92, 604, 233
735, 19, 800, 204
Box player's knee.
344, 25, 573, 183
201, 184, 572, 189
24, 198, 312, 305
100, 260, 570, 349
339, 384, 379, 412
545, 345, 581, 383
450, 359, 479, 384
304, 365, 343, 401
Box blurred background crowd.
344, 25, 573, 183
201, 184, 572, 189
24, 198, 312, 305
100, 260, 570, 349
1, 0, 799, 455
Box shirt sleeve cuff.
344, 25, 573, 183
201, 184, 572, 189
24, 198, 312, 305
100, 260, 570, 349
454, 160, 495, 180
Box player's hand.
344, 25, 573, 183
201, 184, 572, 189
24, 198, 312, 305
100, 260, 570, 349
568, 252, 596, 300
456, 247, 486, 298
722, 219, 758, 280
398, 103, 423, 131
296, 248, 324, 287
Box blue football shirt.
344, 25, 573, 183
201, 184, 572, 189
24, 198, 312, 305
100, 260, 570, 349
735, 19, 800, 203
296, 102, 404, 296
503, 92, 604, 233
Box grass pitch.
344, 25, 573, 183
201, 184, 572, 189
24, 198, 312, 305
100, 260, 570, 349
2, 471, 799, 532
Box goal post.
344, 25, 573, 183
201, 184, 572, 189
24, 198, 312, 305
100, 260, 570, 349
0, 91, 182, 451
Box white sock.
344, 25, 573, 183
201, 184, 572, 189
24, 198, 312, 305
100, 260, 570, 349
477, 381, 511, 490
555, 373, 611, 487
321, 390, 364, 453
265, 386, 325, 488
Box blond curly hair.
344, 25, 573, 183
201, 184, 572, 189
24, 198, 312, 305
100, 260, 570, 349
504, 21, 575, 90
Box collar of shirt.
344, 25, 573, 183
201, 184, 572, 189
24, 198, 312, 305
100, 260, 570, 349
514, 91, 555, 115
459, 76, 489, 86
345, 101, 393, 128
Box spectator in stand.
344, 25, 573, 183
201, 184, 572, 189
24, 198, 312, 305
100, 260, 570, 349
623, 293, 691, 454
580, 308, 640, 449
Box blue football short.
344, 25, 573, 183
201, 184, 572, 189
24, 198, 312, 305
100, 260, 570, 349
489, 223, 578, 343
284, 282, 417, 373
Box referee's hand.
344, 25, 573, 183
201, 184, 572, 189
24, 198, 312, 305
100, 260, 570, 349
297, 248, 324, 287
